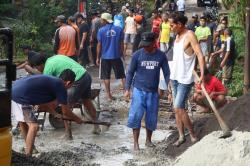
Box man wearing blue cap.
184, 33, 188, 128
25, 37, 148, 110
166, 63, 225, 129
125, 32, 170, 151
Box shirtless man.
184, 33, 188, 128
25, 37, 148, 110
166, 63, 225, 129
169, 13, 205, 146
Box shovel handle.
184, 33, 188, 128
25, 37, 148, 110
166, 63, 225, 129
60, 117, 111, 126
192, 70, 231, 133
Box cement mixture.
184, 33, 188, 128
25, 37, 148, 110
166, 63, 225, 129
149, 92, 250, 160
11, 67, 174, 166
174, 131, 250, 166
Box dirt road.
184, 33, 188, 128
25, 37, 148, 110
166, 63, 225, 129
11, 0, 226, 165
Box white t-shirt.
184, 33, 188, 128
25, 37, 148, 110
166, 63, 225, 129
177, 0, 185, 12
125, 16, 136, 34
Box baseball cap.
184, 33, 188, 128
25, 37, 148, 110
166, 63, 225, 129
101, 13, 113, 23
54, 15, 66, 23
200, 15, 207, 20
139, 32, 156, 47
192, 13, 198, 18
75, 13, 87, 19
134, 15, 143, 24
122, 6, 126, 10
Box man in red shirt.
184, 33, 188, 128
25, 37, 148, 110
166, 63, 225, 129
151, 10, 162, 38
193, 69, 227, 113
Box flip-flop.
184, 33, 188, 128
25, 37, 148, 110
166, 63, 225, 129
173, 137, 186, 147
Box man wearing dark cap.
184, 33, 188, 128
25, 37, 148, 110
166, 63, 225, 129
187, 13, 200, 32
76, 13, 90, 67
54, 15, 79, 61
125, 32, 170, 151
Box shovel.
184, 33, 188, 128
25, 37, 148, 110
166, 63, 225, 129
193, 70, 232, 138
60, 116, 111, 127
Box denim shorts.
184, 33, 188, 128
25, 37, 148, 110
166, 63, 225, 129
127, 87, 159, 131
172, 80, 194, 109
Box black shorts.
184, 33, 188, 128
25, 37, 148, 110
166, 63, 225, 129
67, 72, 92, 104
100, 58, 125, 80
79, 48, 89, 66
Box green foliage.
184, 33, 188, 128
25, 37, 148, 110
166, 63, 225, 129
0, 4, 19, 17
226, 26, 245, 97
229, 1, 247, 27
3, 0, 78, 59
231, 26, 245, 58
227, 63, 244, 97
223, 0, 247, 97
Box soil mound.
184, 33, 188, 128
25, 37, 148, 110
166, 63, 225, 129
153, 92, 250, 158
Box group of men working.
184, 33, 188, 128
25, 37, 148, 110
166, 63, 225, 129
13, 2, 234, 155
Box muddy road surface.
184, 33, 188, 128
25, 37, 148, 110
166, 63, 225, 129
10, 0, 229, 165
11, 66, 175, 166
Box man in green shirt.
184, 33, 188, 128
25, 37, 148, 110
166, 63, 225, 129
33, 55, 100, 139
195, 16, 211, 62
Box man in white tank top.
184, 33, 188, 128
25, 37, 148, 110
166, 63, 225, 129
169, 14, 205, 146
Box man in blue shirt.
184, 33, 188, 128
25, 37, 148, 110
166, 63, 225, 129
113, 10, 124, 29
97, 12, 126, 101
124, 32, 170, 151
12, 70, 83, 156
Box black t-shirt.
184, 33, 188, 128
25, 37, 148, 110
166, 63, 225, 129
79, 22, 89, 47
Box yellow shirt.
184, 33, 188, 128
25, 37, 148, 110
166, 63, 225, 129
220, 34, 226, 42
195, 26, 211, 41
160, 22, 171, 43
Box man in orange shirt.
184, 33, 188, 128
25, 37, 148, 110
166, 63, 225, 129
193, 69, 227, 113
54, 15, 79, 61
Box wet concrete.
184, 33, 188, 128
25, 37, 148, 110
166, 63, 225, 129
10, 0, 229, 165
11, 65, 174, 165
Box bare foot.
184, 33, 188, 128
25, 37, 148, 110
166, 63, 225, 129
92, 125, 101, 135
198, 107, 211, 114
63, 131, 73, 140
107, 94, 115, 102
145, 141, 156, 148
190, 136, 199, 143
173, 137, 186, 147
134, 143, 140, 151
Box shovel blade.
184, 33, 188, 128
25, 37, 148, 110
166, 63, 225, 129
219, 131, 232, 139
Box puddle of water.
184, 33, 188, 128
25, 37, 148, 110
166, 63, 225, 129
90, 125, 172, 165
